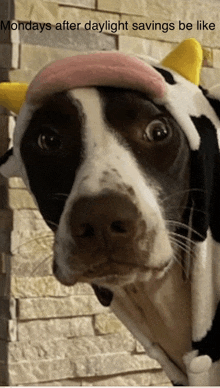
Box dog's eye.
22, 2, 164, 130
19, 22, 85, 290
144, 119, 170, 142
38, 131, 61, 151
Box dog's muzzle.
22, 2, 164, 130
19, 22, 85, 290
53, 190, 172, 287
70, 192, 140, 258
54, 190, 172, 285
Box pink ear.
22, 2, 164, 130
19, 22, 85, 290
26, 52, 166, 104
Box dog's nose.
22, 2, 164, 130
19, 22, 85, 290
70, 192, 140, 249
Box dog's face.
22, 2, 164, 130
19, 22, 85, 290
20, 86, 190, 288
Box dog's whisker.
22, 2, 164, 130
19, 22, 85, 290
30, 253, 53, 276
160, 188, 206, 204
170, 242, 194, 260
165, 205, 207, 216
171, 252, 191, 282
170, 237, 192, 252
169, 231, 197, 246
169, 215, 194, 280
172, 242, 193, 282
12, 234, 54, 254
166, 219, 205, 240
46, 219, 59, 228
169, 236, 194, 256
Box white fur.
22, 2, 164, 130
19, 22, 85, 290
155, 66, 220, 151
191, 230, 216, 343
54, 87, 173, 285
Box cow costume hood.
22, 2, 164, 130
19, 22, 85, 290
1, 38, 220, 385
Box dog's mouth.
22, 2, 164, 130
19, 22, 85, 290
53, 255, 172, 287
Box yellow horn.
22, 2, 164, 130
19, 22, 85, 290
0, 82, 28, 114
161, 38, 203, 85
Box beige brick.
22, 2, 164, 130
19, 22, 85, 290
8, 115, 16, 147
19, 24, 116, 51
8, 333, 135, 362
82, 370, 171, 386
58, 7, 120, 34
213, 49, 220, 69
118, 7, 220, 47
203, 47, 213, 68
11, 43, 19, 69
9, 189, 37, 209
119, 15, 178, 41
98, 0, 220, 49
11, 276, 62, 298
18, 316, 94, 341
9, 178, 27, 189
200, 67, 220, 89
20, 44, 80, 72
9, 69, 36, 83
66, 332, 135, 358
11, 209, 52, 254
18, 295, 107, 320
10, 209, 53, 277
12, 208, 51, 237
8, 320, 18, 342
10, 25, 20, 44
72, 352, 161, 378
14, 0, 59, 24
45, 0, 95, 8
31, 380, 81, 386
119, 36, 175, 60
9, 298, 17, 320
95, 312, 126, 334
10, 253, 52, 277
98, 0, 152, 16
8, 359, 72, 385
0, 318, 17, 342
136, 340, 145, 353
147, 41, 176, 62
8, 354, 161, 385
11, 275, 93, 298
97, 0, 193, 20
11, 247, 53, 279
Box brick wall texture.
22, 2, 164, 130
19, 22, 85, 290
0, 0, 220, 385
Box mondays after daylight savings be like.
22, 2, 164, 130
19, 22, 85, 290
0, 19, 216, 34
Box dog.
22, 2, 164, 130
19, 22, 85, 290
1, 40, 220, 385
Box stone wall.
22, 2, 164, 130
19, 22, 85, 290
0, 0, 220, 385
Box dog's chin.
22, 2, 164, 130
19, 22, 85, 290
87, 260, 173, 287
53, 269, 82, 287
53, 258, 173, 288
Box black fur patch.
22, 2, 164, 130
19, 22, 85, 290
20, 92, 83, 230
153, 67, 177, 85
199, 86, 220, 121
205, 97, 220, 121
92, 284, 113, 306
193, 301, 220, 362
0, 148, 13, 167
180, 115, 220, 242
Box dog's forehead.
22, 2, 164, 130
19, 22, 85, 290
22, 87, 163, 135
44, 87, 159, 114
12, 59, 209, 154
38, 91, 80, 115
97, 86, 164, 126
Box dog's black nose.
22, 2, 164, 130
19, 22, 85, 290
70, 191, 140, 250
